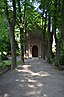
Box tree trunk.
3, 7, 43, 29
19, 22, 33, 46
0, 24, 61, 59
43, 11, 47, 59
5, 0, 16, 69
55, 40, 60, 67
47, 15, 53, 63
20, 28, 24, 62
24, 0, 26, 55
61, 0, 64, 66
41, 12, 44, 58
53, 0, 60, 67
18, 0, 24, 62
61, 0, 64, 41
10, 26, 16, 69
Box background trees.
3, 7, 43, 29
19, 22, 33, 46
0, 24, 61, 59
37, 0, 64, 67
0, 0, 64, 69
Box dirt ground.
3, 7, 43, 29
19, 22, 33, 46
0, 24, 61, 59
0, 58, 64, 97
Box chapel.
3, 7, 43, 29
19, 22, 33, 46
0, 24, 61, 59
25, 25, 42, 58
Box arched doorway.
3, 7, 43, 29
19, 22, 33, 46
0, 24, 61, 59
32, 45, 38, 57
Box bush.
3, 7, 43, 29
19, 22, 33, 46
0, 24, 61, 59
1, 53, 8, 60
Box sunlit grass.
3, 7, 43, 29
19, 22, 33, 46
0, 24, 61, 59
0, 59, 22, 68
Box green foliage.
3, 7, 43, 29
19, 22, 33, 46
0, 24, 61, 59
0, 59, 22, 69
0, 0, 5, 14
0, 0, 64, 67
0, 14, 11, 60
26, 9, 41, 32
0, 60, 11, 68
1, 53, 8, 60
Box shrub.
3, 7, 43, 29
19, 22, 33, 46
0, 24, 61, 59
1, 53, 8, 60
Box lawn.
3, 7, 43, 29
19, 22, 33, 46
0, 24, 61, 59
0, 59, 22, 74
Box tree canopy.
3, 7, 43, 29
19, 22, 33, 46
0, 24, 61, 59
0, 0, 64, 69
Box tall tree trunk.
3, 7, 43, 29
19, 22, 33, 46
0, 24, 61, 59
55, 40, 60, 67
18, 0, 24, 62
47, 14, 53, 63
53, 0, 60, 67
61, 0, 64, 41
43, 11, 47, 59
41, 11, 44, 58
5, 0, 16, 69
24, 0, 27, 56
20, 28, 24, 62
61, 0, 64, 66
9, 26, 16, 69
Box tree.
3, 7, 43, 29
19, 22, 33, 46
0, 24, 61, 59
43, 10, 47, 59
60, 0, 64, 65
5, 0, 16, 69
17, 0, 24, 62
38, 0, 53, 61
52, 0, 61, 67
0, 0, 64, 67
47, 14, 53, 63
61, 0, 64, 41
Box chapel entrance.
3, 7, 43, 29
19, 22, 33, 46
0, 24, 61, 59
32, 45, 38, 57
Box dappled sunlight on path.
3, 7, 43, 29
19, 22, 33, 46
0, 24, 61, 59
16, 64, 50, 77
0, 58, 64, 97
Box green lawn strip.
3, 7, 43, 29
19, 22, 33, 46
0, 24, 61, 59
0, 60, 11, 68
0, 60, 22, 74
0, 60, 22, 68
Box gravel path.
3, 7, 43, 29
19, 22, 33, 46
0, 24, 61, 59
0, 58, 64, 97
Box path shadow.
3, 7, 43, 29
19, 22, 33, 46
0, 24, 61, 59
0, 58, 64, 97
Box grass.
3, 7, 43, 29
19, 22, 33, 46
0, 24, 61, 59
0, 59, 22, 68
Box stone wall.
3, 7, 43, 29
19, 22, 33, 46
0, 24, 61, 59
25, 35, 42, 58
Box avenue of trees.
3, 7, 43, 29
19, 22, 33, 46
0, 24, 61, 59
0, 0, 64, 69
